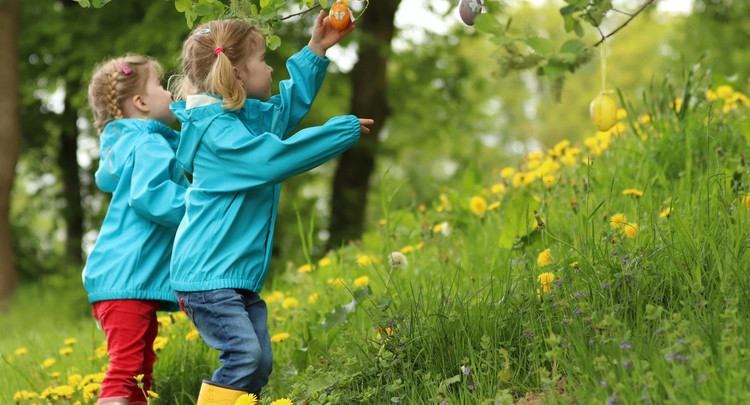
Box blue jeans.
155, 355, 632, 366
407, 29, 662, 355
175, 289, 273, 393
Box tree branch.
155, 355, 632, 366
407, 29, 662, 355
281, 3, 321, 20
594, 0, 656, 47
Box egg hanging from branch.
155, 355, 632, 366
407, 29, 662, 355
459, 0, 484, 26
590, 92, 618, 132
329, 1, 354, 31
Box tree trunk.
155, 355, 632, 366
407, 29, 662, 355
0, 0, 21, 308
59, 92, 83, 264
327, 0, 401, 250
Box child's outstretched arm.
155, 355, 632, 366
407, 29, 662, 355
192, 116, 373, 192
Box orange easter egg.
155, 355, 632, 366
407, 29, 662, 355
330, 1, 353, 31
589, 93, 617, 132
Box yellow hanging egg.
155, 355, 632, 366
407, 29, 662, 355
590, 93, 617, 132
329, 1, 353, 31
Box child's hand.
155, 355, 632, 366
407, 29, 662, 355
308, 10, 355, 58
359, 118, 374, 134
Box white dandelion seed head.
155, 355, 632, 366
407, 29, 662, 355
440, 221, 452, 236
389, 252, 408, 269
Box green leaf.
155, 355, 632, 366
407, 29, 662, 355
524, 37, 555, 58
194, 3, 211, 16
473, 14, 503, 34
91, 0, 111, 7
260, 6, 276, 17
267, 35, 281, 50
175, 0, 192, 13
307, 375, 337, 393
563, 15, 575, 33
322, 305, 348, 331
291, 347, 308, 371
559, 4, 577, 16
560, 39, 586, 55
498, 191, 541, 249
574, 19, 585, 37
543, 61, 569, 81
250, 4, 259, 16
260, 0, 271, 8
491, 35, 517, 46
73, 0, 91, 7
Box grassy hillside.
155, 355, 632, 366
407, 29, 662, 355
3, 76, 750, 404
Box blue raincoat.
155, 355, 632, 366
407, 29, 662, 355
82, 119, 187, 310
169, 46, 361, 293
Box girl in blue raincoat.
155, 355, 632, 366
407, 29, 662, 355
83, 54, 188, 404
169, 12, 372, 403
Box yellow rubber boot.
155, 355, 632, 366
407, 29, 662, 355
197, 380, 247, 405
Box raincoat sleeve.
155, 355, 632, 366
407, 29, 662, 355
270, 46, 330, 138
198, 114, 360, 192
129, 136, 187, 227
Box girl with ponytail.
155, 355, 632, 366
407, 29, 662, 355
169, 11, 373, 403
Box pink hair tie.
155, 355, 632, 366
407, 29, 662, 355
115, 61, 131, 75
214, 47, 224, 56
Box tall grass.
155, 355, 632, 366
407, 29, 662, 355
3, 74, 750, 404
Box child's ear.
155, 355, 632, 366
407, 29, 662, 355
131, 94, 150, 114
233, 66, 242, 81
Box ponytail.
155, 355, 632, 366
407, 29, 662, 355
174, 20, 263, 111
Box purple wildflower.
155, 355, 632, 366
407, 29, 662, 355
620, 342, 631, 349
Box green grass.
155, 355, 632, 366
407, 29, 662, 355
4, 76, 750, 404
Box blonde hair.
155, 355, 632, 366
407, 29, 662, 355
172, 19, 264, 111
88, 54, 162, 133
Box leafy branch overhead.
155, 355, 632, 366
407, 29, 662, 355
73, 0, 655, 85
474, 0, 655, 98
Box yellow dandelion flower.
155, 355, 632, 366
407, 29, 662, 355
152, 336, 168, 351
328, 278, 347, 288
68, 374, 82, 386
610, 213, 627, 228
14, 391, 38, 401
64, 338, 77, 345
706, 89, 717, 101
399, 245, 415, 254
54, 385, 76, 396
83, 382, 100, 393
282, 298, 299, 309
500, 167, 515, 178
297, 264, 312, 273
270, 398, 294, 405
439, 193, 450, 205
659, 207, 672, 218
746, 195, 750, 211
639, 114, 651, 125
377, 218, 387, 226
148, 390, 159, 398
354, 275, 370, 287
271, 332, 290, 343
537, 272, 555, 293
542, 174, 556, 188
623, 189, 643, 197
14, 347, 28, 356
49, 372, 61, 378
717, 85, 734, 99
356, 255, 374, 266
419, 204, 427, 212
134, 374, 144, 382
527, 151, 543, 160
308, 293, 320, 304
512, 172, 526, 188
157, 316, 172, 328
265, 290, 285, 303
235, 393, 259, 405
318, 257, 332, 267
41, 358, 56, 368
616, 108, 627, 120
95, 344, 108, 358
537, 249, 554, 267
624, 223, 639, 238
432, 222, 444, 233
491, 183, 506, 194
526, 159, 541, 170
470, 196, 487, 217
59, 347, 73, 355
185, 329, 200, 341
488, 201, 500, 211
415, 241, 425, 249
570, 262, 579, 268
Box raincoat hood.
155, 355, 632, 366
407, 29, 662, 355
95, 119, 179, 192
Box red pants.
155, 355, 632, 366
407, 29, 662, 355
92, 299, 160, 404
